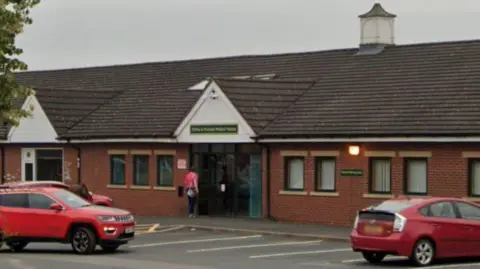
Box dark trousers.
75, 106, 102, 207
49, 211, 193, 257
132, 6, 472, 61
188, 195, 197, 215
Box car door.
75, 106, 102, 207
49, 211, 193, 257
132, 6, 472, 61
0, 193, 30, 237
27, 193, 69, 239
452, 201, 480, 256
423, 201, 467, 258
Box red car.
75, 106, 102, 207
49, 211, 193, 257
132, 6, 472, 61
351, 197, 480, 266
0, 186, 135, 254
1, 181, 114, 207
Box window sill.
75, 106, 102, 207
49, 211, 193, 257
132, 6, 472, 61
463, 197, 480, 202
153, 186, 176, 191
278, 190, 307, 196
363, 193, 393, 199
130, 185, 151, 190
310, 191, 339, 197
107, 184, 127, 189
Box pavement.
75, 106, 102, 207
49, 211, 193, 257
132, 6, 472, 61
2, 228, 480, 269
133, 216, 351, 241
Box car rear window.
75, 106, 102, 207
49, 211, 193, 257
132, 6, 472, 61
367, 200, 423, 213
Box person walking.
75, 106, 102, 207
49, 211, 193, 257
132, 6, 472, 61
184, 166, 199, 218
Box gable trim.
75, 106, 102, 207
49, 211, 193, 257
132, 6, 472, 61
7, 95, 59, 143
173, 80, 256, 139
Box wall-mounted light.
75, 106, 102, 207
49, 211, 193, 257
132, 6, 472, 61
349, 145, 360, 156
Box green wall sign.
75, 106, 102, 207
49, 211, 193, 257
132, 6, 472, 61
341, 169, 363, 177
190, 124, 238, 135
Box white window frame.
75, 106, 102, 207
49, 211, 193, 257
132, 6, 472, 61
405, 158, 428, 195
21, 148, 64, 182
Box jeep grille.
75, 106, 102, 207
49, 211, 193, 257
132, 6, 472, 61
114, 215, 134, 222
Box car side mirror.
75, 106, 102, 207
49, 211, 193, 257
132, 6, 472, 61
49, 203, 63, 211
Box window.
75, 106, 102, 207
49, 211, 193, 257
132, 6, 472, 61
29, 193, 56, 209
52, 190, 90, 208
110, 155, 126, 185
469, 159, 480, 196
427, 202, 457, 219
404, 158, 428, 195
455, 202, 480, 220
369, 158, 391, 193
1, 194, 28, 208
284, 157, 304, 190
371, 200, 423, 213
35, 149, 63, 182
157, 155, 174, 186
315, 157, 336, 191
133, 155, 149, 186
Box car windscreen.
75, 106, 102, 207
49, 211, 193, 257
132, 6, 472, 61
367, 200, 423, 213
51, 189, 91, 208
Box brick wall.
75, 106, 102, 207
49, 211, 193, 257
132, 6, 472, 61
268, 143, 480, 227
80, 143, 190, 217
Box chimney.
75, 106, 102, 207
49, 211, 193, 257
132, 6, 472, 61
358, 2, 396, 48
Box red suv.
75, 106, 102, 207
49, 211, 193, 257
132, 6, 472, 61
0, 186, 135, 254
1, 181, 114, 207
351, 197, 480, 267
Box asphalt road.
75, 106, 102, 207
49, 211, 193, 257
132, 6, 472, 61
2, 227, 480, 269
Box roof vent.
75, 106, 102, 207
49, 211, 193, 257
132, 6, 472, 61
358, 2, 396, 52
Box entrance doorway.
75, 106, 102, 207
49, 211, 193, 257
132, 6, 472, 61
21, 148, 63, 182
191, 144, 262, 218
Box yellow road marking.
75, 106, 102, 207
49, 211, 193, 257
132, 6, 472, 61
148, 224, 159, 233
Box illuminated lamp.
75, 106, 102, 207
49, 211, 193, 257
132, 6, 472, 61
349, 145, 360, 156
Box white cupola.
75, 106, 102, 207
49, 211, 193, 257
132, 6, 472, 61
358, 2, 396, 46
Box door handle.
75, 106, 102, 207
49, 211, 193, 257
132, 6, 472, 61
431, 223, 440, 227
464, 226, 473, 231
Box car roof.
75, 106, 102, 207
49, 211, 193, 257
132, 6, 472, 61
388, 196, 470, 206
0, 186, 65, 194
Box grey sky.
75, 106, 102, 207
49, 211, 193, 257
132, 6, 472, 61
15, 0, 480, 70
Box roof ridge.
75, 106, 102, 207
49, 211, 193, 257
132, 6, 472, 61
255, 80, 317, 135
213, 77, 316, 84
17, 39, 480, 74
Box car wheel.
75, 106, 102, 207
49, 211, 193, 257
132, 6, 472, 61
71, 227, 97, 254
362, 251, 386, 264
7, 241, 28, 252
0, 229, 4, 249
101, 245, 119, 253
410, 239, 435, 267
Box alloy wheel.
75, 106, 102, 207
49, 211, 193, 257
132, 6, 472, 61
414, 241, 434, 266
72, 230, 90, 253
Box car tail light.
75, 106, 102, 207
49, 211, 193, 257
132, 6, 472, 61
353, 213, 359, 229
393, 213, 407, 232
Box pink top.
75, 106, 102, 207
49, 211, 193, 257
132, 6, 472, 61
184, 171, 198, 189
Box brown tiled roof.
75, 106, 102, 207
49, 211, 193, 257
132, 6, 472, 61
259, 40, 480, 137
10, 39, 480, 139
214, 78, 314, 133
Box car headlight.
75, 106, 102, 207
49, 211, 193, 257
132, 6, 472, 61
97, 216, 116, 222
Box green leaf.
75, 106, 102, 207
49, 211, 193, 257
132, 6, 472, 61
0, 0, 40, 127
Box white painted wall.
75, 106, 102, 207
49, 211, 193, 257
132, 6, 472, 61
8, 95, 59, 143
360, 17, 395, 45
176, 83, 256, 143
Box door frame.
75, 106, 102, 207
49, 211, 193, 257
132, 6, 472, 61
21, 148, 65, 182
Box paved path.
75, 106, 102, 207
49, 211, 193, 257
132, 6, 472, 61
134, 216, 351, 241
2, 228, 480, 269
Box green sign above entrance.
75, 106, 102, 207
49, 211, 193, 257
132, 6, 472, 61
190, 124, 238, 135
341, 169, 363, 177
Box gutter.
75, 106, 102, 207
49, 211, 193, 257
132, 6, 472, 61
67, 139, 82, 184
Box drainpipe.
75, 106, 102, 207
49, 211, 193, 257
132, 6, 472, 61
67, 139, 82, 184
1, 145, 5, 184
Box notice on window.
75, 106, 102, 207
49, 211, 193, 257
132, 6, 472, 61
177, 159, 187, 170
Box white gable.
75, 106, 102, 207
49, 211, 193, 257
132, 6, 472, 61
175, 81, 256, 143
8, 95, 59, 143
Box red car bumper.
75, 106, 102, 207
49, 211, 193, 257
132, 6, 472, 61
350, 230, 412, 257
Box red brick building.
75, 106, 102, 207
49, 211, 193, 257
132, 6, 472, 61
3, 4, 480, 227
